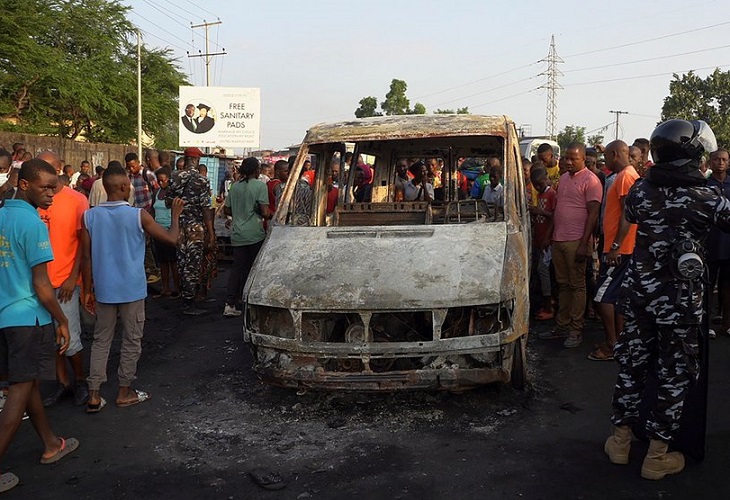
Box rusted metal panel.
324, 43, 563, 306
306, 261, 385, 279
249, 331, 503, 356
253, 362, 511, 392
303, 115, 512, 145
246, 223, 507, 311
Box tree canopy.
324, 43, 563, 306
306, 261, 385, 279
433, 107, 470, 115
661, 69, 730, 148
0, 0, 188, 149
354, 79, 426, 117
556, 125, 586, 152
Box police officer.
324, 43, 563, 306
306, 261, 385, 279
167, 147, 216, 315
604, 120, 730, 480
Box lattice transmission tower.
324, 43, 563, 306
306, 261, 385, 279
538, 35, 563, 140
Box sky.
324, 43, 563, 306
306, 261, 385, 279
124, 0, 730, 151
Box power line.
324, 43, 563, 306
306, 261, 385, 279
424, 75, 536, 109
564, 44, 730, 73
470, 87, 540, 111
159, 0, 201, 21
181, 0, 219, 19
564, 63, 730, 86
141, 0, 192, 30
413, 62, 538, 101
138, 0, 224, 50
564, 20, 730, 58
143, 0, 190, 25
130, 15, 195, 50
135, 27, 189, 53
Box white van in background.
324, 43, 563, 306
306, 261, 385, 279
519, 138, 560, 161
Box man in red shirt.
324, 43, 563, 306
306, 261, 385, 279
529, 167, 557, 320
267, 160, 289, 214
539, 143, 602, 348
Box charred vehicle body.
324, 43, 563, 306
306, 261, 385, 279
243, 115, 530, 391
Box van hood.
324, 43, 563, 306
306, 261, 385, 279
245, 223, 506, 311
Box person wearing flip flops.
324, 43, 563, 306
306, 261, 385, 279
590, 141, 639, 362
36, 151, 91, 407
538, 143, 603, 348
81, 164, 183, 413
0, 159, 80, 494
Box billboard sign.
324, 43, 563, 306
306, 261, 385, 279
179, 86, 260, 148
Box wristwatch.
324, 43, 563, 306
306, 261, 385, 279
610, 242, 620, 251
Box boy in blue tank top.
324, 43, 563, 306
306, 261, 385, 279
81, 165, 183, 412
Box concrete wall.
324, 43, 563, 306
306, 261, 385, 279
0, 132, 135, 172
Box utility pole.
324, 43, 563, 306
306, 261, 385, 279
538, 35, 563, 140
609, 110, 629, 140
188, 20, 227, 86
137, 31, 142, 160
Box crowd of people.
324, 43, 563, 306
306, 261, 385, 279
1, 118, 730, 491
521, 123, 730, 481
0, 143, 238, 492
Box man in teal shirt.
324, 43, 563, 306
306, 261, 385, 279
0, 159, 79, 493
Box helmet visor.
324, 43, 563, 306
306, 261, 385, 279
692, 120, 717, 155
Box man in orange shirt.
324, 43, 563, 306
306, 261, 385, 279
36, 151, 90, 406
590, 141, 639, 361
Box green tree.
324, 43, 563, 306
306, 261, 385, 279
0, 0, 188, 147
433, 107, 470, 114
409, 102, 426, 115
381, 79, 410, 115
354, 79, 426, 117
661, 69, 730, 148
556, 125, 586, 152
355, 96, 381, 118
587, 134, 605, 147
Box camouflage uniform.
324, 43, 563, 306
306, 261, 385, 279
168, 166, 212, 302
611, 179, 730, 441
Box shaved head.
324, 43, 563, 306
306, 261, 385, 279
37, 150, 62, 172
604, 140, 630, 173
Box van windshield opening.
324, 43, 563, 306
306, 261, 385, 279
284, 135, 510, 227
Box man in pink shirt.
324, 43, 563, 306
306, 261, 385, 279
539, 142, 603, 348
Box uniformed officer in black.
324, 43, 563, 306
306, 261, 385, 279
604, 120, 730, 479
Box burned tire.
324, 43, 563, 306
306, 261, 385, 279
510, 336, 528, 390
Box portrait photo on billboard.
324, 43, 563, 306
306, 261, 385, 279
180, 101, 216, 134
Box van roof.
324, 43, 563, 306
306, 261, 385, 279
303, 114, 514, 144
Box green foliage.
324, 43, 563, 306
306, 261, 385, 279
409, 102, 426, 115
354, 79, 426, 117
587, 134, 604, 147
433, 107, 470, 114
381, 79, 410, 116
0, 0, 188, 147
556, 125, 586, 152
661, 69, 730, 148
355, 96, 381, 118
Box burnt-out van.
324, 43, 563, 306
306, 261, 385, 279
243, 115, 530, 391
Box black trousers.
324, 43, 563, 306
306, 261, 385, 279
226, 240, 264, 307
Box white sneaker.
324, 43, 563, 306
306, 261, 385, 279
709, 329, 717, 339
223, 304, 242, 317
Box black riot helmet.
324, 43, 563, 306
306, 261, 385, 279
650, 119, 717, 163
